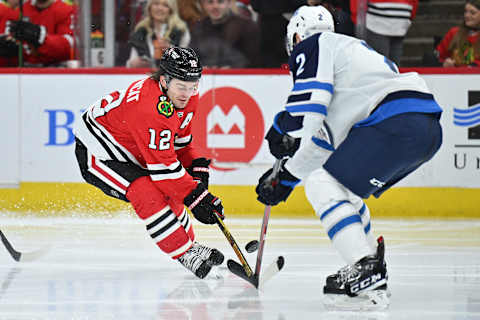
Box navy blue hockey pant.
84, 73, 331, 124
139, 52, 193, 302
323, 112, 443, 199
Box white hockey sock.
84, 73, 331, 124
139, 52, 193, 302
356, 201, 377, 252
319, 201, 375, 264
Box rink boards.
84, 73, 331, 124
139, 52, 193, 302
0, 68, 479, 218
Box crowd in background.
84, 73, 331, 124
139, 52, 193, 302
0, 0, 479, 68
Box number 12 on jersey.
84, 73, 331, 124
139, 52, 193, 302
148, 129, 172, 150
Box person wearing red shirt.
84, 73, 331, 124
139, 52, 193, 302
0, 0, 75, 67
436, 0, 480, 67
74, 47, 225, 279
0, 1, 18, 60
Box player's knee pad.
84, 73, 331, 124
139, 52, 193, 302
126, 176, 169, 219
127, 176, 194, 257
305, 168, 366, 238
305, 168, 357, 214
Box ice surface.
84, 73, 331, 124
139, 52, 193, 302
0, 216, 479, 320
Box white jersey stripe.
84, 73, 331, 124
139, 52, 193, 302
143, 206, 172, 225
168, 241, 193, 258
87, 154, 127, 194
150, 167, 186, 181
151, 221, 183, 243
147, 161, 182, 171
147, 213, 177, 236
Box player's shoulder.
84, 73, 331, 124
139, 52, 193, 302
50, 0, 75, 14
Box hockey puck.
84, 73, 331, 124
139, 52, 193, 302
245, 240, 259, 253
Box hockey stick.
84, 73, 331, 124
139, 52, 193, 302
214, 214, 255, 284
18, 0, 23, 67
0, 229, 49, 262
228, 158, 286, 288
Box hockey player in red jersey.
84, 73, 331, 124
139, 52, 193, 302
0, 0, 75, 67
74, 47, 225, 279
0, 1, 18, 60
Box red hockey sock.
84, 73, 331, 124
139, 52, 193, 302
127, 176, 194, 258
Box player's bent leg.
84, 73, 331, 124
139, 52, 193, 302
126, 177, 224, 278
305, 168, 374, 264
305, 168, 389, 309
351, 199, 377, 251
127, 176, 194, 257
126, 177, 223, 278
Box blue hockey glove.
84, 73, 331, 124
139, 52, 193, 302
265, 126, 300, 159
256, 163, 300, 206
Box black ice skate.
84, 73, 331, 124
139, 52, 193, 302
323, 236, 390, 311
178, 242, 224, 279
190, 242, 224, 266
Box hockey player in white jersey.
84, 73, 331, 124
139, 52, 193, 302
255, 5, 443, 310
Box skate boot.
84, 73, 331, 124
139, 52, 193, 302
178, 242, 224, 279
190, 242, 224, 266
323, 236, 389, 311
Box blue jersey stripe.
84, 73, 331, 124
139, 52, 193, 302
286, 103, 327, 115
312, 136, 335, 151
327, 214, 362, 239
359, 203, 366, 216
293, 81, 333, 93
320, 200, 349, 220
280, 179, 300, 187
364, 221, 371, 234
354, 97, 442, 127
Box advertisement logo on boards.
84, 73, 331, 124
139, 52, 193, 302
452, 91, 480, 169
193, 87, 265, 171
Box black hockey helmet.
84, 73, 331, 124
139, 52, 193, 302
157, 47, 203, 82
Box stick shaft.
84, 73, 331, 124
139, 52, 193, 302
215, 215, 254, 277
18, 0, 24, 67
254, 158, 283, 277
254, 205, 270, 276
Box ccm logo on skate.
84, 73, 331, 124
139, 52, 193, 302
350, 273, 383, 293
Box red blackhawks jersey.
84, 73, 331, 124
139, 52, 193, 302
0, 0, 75, 66
75, 77, 201, 204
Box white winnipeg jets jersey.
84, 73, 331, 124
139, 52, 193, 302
285, 31, 434, 146
282, 32, 441, 179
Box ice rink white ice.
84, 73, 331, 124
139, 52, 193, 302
0, 215, 479, 320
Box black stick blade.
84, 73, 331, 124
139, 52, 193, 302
227, 259, 258, 287
0, 230, 21, 262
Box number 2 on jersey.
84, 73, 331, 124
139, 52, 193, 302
148, 129, 172, 150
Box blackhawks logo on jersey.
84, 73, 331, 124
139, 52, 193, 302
157, 95, 174, 118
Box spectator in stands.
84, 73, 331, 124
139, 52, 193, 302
126, 0, 190, 68
235, 0, 254, 19
0, 0, 75, 67
350, 0, 418, 66
1, 0, 18, 9
0, 1, 17, 61
436, 0, 480, 67
177, 0, 204, 28
308, 0, 355, 36
190, 0, 260, 68
250, 0, 306, 68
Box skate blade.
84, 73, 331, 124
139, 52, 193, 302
323, 289, 390, 311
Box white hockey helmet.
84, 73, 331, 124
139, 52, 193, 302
286, 5, 335, 56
